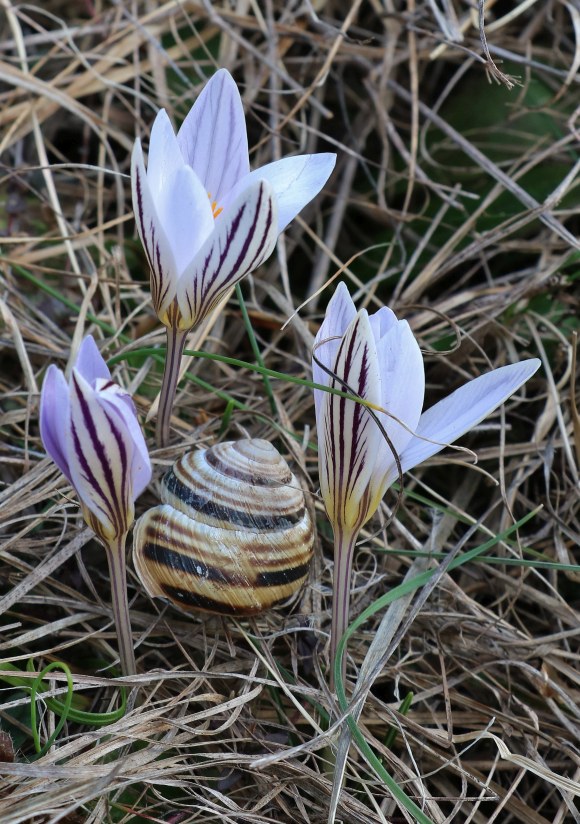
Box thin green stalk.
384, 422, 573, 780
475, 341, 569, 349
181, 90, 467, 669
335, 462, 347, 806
384, 691, 414, 749
111, 346, 389, 420
103, 535, 136, 676
235, 283, 276, 416
331, 527, 358, 692
156, 326, 188, 448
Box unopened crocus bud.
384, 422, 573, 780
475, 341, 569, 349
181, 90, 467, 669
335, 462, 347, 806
40, 336, 151, 675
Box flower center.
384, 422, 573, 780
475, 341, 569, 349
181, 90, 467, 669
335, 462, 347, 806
207, 193, 223, 219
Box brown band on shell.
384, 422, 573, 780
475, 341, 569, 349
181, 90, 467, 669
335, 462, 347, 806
140, 542, 232, 584
255, 562, 312, 587
205, 444, 293, 487
163, 470, 303, 530
158, 584, 291, 615
141, 540, 311, 589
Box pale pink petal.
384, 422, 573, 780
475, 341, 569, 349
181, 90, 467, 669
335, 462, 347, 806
318, 310, 383, 533
131, 139, 179, 323
176, 179, 278, 328
224, 153, 336, 233
390, 359, 541, 487
74, 336, 110, 385
177, 69, 250, 204
40, 364, 72, 483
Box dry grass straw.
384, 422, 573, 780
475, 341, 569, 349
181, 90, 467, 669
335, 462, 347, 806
0, 0, 579, 822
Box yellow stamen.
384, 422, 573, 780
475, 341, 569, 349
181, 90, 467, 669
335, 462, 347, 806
208, 193, 223, 219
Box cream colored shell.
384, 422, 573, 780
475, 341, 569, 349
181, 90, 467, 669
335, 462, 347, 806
132, 439, 314, 615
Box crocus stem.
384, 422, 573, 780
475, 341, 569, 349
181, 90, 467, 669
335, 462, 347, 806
103, 535, 136, 676
330, 527, 359, 692
156, 326, 188, 448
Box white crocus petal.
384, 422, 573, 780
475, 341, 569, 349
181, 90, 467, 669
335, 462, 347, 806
225, 153, 337, 233
97, 386, 152, 500
160, 165, 214, 277
367, 305, 398, 341
146, 109, 187, 204
75, 335, 111, 385
131, 139, 179, 324
319, 311, 383, 532
146, 115, 216, 274
312, 282, 357, 419
176, 179, 277, 329
370, 317, 425, 494
40, 365, 73, 484
66, 369, 133, 541
177, 68, 250, 204
392, 359, 541, 485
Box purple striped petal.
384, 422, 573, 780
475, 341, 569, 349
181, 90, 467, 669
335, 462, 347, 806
176, 179, 278, 328
40, 364, 72, 484
131, 138, 179, 325
177, 69, 250, 204
318, 310, 383, 532
66, 369, 134, 542
313, 282, 357, 420
97, 385, 152, 499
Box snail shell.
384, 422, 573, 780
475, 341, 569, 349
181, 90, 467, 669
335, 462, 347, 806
133, 439, 314, 616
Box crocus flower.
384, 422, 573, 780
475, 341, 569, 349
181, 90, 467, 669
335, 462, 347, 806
313, 283, 540, 683
40, 335, 151, 675
131, 68, 336, 446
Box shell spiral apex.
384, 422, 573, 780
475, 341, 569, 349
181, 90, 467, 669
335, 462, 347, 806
132, 439, 315, 616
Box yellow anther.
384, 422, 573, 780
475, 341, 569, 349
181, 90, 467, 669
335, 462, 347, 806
208, 193, 223, 219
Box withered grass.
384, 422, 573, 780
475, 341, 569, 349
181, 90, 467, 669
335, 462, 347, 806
1, 1, 579, 822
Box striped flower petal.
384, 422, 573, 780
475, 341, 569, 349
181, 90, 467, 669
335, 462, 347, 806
176, 179, 278, 329
319, 310, 383, 533
176, 68, 250, 204
40, 339, 151, 541
313, 282, 357, 420
39, 338, 151, 678
66, 369, 134, 543
96, 384, 152, 501
131, 138, 179, 325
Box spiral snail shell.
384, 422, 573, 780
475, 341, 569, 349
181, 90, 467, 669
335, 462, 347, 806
132, 439, 314, 616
